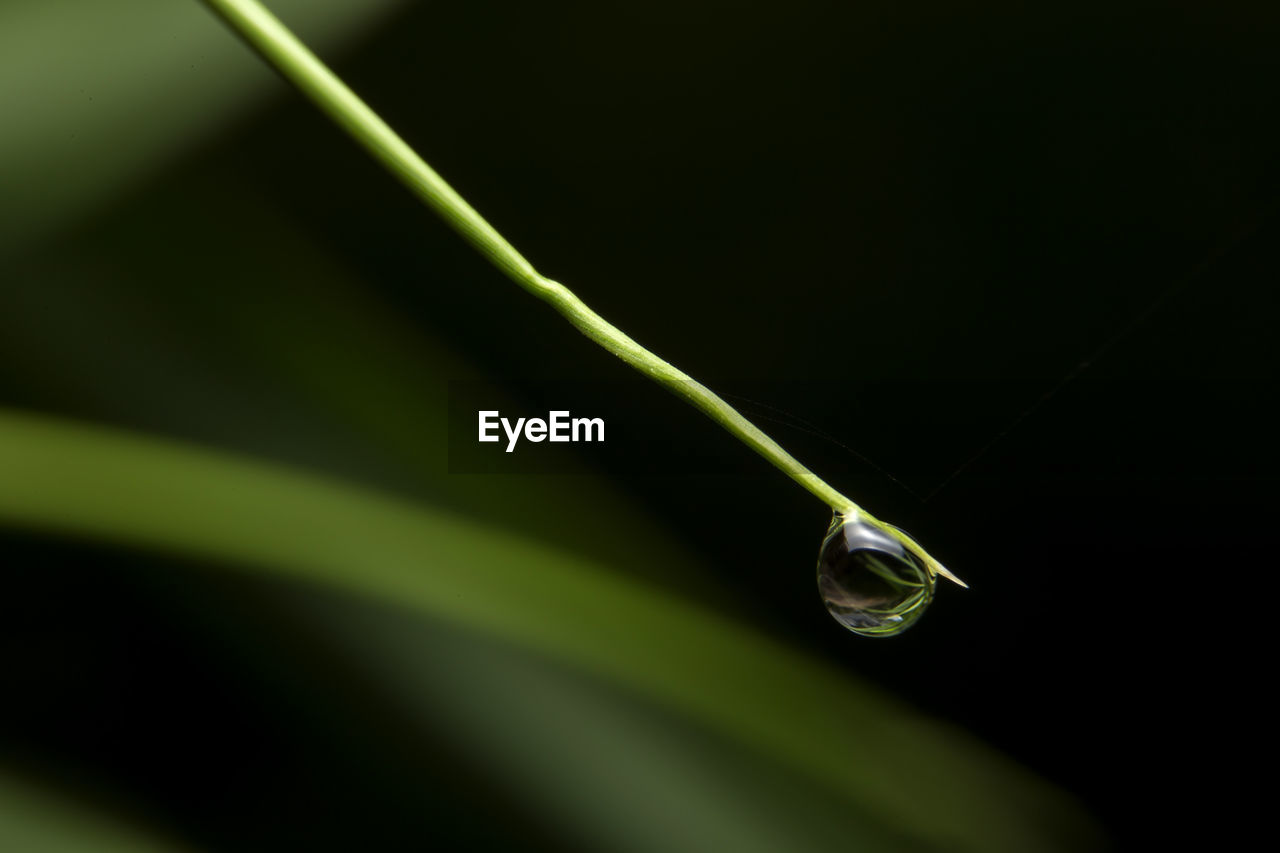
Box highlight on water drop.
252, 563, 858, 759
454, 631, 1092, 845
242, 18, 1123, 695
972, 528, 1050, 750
816, 513, 935, 637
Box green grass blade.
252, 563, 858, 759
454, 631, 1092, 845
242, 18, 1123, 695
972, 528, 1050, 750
0, 409, 1100, 851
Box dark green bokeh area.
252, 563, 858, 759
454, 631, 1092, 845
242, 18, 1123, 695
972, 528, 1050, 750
2, 1, 1276, 850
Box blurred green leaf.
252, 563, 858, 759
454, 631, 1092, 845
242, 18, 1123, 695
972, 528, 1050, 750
0, 409, 1101, 852
0, 770, 187, 853
298, 594, 911, 853
0, 0, 405, 258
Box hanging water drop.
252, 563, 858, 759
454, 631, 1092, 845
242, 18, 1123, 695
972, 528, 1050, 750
817, 513, 935, 636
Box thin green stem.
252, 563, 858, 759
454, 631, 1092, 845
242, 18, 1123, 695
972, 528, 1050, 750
198, 0, 854, 510
197, 0, 963, 585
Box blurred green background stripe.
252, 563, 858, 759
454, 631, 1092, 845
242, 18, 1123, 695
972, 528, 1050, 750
0, 0, 406, 259
0, 409, 1101, 852
0, 769, 189, 853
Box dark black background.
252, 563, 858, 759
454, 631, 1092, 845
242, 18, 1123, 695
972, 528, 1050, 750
3, 1, 1277, 850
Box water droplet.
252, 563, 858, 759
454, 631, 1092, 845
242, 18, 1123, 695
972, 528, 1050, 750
817, 513, 934, 636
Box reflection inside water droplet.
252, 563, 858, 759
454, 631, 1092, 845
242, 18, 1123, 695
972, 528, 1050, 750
817, 513, 934, 637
